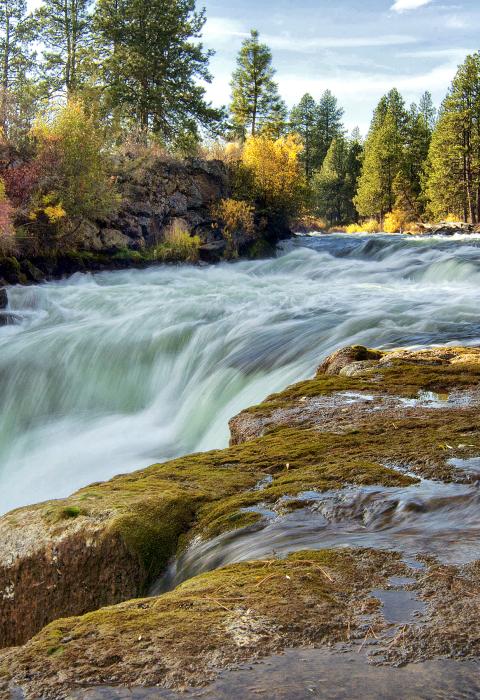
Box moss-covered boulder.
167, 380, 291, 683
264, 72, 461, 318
0, 548, 405, 698
0, 423, 411, 649
230, 345, 480, 485
1, 342, 480, 689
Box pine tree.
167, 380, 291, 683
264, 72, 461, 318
313, 131, 363, 225
230, 29, 285, 140
418, 91, 437, 132
354, 89, 408, 219
315, 90, 344, 166
36, 0, 93, 96
290, 93, 318, 181
260, 98, 288, 139
395, 102, 432, 219
312, 136, 348, 225
424, 53, 480, 223
94, 0, 223, 138
0, 0, 35, 135
345, 129, 363, 221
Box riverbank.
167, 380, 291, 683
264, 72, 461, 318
295, 217, 480, 237
1, 342, 480, 697
0, 151, 290, 289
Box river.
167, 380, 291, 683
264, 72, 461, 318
1, 233, 480, 515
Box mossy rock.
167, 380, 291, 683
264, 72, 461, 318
2, 343, 480, 654
0, 548, 405, 697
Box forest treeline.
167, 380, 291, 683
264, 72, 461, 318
0, 0, 479, 259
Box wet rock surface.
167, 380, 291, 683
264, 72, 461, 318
61, 652, 480, 700
1, 344, 480, 698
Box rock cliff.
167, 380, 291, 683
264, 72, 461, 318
0, 154, 286, 286
79, 156, 230, 256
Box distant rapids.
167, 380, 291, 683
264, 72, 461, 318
2, 233, 480, 514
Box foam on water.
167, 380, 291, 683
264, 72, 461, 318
1, 233, 480, 513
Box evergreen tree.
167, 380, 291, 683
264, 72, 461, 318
36, 0, 93, 96
315, 89, 344, 166
395, 102, 432, 219
259, 98, 288, 139
0, 0, 35, 135
313, 130, 363, 225
94, 0, 223, 138
354, 89, 408, 219
290, 93, 318, 181
230, 29, 285, 139
424, 53, 480, 223
418, 91, 437, 132
350, 126, 363, 145
312, 136, 349, 225
345, 129, 363, 221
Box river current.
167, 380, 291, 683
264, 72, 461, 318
1, 233, 480, 515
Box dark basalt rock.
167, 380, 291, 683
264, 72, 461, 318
0, 312, 21, 326
89, 156, 231, 255
0, 287, 7, 309
199, 240, 227, 263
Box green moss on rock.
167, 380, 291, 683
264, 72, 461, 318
1, 548, 404, 697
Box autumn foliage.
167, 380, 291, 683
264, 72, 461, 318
0, 178, 15, 254
212, 198, 255, 256
30, 100, 118, 223
241, 134, 305, 217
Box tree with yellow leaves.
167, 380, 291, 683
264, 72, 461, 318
241, 133, 305, 218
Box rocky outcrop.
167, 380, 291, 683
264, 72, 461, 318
230, 345, 480, 453
0, 287, 19, 326
0, 512, 143, 649
82, 157, 230, 254
0, 446, 269, 648
0, 154, 292, 285
1, 344, 480, 697
406, 221, 480, 236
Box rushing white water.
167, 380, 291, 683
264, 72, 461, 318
1, 233, 480, 514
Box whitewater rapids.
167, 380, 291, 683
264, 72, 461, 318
1, 233, 480, 514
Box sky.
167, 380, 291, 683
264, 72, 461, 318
200, 0, 479, 134
25, 0, 478, 135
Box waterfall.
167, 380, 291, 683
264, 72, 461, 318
2, 232, 480, 514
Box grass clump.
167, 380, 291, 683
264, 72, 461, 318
153, 219, 200, 263
60, 506, 82, 519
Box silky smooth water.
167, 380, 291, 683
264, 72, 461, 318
2, 233, 480, 514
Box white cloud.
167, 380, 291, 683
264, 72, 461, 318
203, 18, 419, 53
276, 62, 456, 102
444, 14, 467, 28
265, 34, 418, 51
391, 0, 433, 12
399, 47, 473, 58
202, 17, 249, 45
